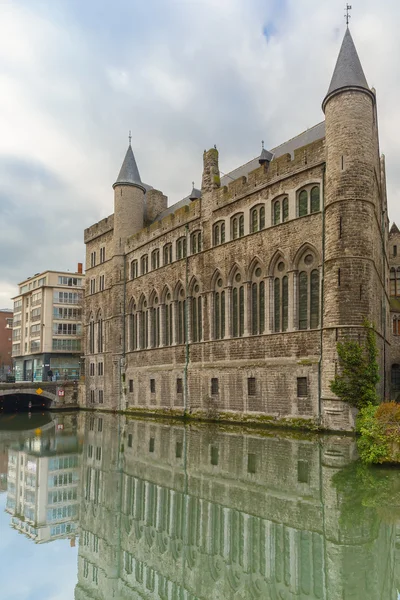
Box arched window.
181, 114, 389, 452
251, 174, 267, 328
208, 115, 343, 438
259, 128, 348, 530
97, 311, 103, 353
163, 243, 172, 265
190, 231, 201, 254
310, 186, 320, 213
298, 190, 308, 217
251, 265, 265, 335
214, 276, 225, 340
250, 205, 265, 233
191, 282, 202, 342
213, 221, 225, 246
130, 260, 138, 280
297, 252, 320, 330
176, 237, 187, 260
151, 249, 160, 270
150, 295, 161, 347
273, 200, 281, 225
140, 255, 148, 275
176, 286, 186, 344
397, 267, 400, 297
232, 271, 244, 338
390, 268, 396, 296
231, 213, 244, 240
88, 315, 95, 354
129, 301, 138, 351
139, 297, 149, 349
164, 291, 173, 346
273, 260, 288, 332
283, 197, 289, 222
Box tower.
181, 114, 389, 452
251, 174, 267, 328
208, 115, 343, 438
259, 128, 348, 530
112, 141, 145, 255
321, 28, 387, 427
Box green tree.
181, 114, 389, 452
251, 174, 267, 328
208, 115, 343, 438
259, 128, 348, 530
330, 321, 379, 409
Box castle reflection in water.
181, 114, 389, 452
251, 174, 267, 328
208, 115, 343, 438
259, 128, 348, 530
1, 411, 400, 599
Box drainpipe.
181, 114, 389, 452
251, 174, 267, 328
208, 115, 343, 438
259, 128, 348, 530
184, 224, 190, 417
318, 164, 326, 422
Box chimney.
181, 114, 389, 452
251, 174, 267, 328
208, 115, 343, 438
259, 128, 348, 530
201, 147, 220, 193
77, 263, 83, 274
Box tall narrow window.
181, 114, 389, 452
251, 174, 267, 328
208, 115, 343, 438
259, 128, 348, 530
297, 253, 320, 330
151, 297, 161, 348
214, 278, 225, 339
397, 268, 400, 297
89, 317, 95, 354
129, 302, 138, 351
282, 276, 288, 332
250, 205, 265, 233
140, 255, 148, 275
130, 260, 138, 280
390, 268, 396, 297
177, 288, 186, 344
298, 190, 308, 217
310, 270, 320, 328
176, 237, 187, 260
139, 300, 149, 349
394, 245, 398, 257
273, 201, 281, 225
232, 273, 244, 338
151, 249, 160, 270
282, 197, 289, 222
190, 231, 201, 254
231, 213, 244, 240
274, 278, 280, 333
310, 186, 320, 213
273, 261, 288, 332
251, 266, 265, 335
213, 221, 225, 246
191, 283, 202, 342
299, 272, 308, 330
164, 292, 173, 346
97, 312, 103, 353
163, 244, 172, 265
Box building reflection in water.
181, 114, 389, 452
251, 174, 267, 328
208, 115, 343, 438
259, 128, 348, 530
2, 412, 400, 599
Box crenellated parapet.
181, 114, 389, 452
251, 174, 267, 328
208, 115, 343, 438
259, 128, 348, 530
84, 214, 114, 244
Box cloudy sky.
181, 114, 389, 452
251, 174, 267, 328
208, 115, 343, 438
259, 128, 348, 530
0, 0, 398, 308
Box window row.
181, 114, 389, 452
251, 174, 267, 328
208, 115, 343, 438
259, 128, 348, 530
90, 247, 106, 267
89, 275, 105, 295
89, 362, 104, 376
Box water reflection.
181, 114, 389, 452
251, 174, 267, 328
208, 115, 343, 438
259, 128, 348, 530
1, 412, 400, 599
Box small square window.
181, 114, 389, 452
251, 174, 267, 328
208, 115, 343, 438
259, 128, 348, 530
177, 378, 183, 394
210, 446, 219, 466
150, 379, 156, 393
129, 379, 133, 393
128, 434, 133, 448
211, 378, 219, 395
298, 460, 309, 483
176, 441, 183, 458
248, 377, 256, 396
247, 453, 256, 474
149, 437, 155, 453
297, 377, 308, 397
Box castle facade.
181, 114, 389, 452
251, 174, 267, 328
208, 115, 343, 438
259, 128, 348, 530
83, 28, 394, 430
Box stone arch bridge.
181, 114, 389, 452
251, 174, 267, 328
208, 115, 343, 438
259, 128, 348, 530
0, 381, 79, 410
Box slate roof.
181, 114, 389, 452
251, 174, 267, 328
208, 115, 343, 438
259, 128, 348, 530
323, 28, 370, 109
113, 144, 145, 190
390, 223, 400, 234
150, 121, 326, 224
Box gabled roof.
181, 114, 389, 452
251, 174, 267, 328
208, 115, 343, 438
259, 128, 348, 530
323, 28, 370, 110
390, 223, 400, 234
113, 144, 145, 191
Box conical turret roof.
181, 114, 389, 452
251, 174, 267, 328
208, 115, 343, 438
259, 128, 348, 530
323, 28, 371, 110
113, 144, 145, 190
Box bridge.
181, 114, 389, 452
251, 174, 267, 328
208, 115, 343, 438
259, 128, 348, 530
0, 381, 80, 411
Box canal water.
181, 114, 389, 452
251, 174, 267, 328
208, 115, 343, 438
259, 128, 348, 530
0, 411, 399, 599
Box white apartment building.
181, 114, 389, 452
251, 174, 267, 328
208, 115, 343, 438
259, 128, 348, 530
12, 266, 85, 382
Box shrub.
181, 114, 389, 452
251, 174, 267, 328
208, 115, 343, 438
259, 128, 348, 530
375, 401, 400, 424
356, 404, 389, 464
330, 321, 379, 409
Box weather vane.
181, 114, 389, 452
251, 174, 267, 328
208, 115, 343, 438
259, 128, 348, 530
128, 130, 132, 145
345, 4, 352, 26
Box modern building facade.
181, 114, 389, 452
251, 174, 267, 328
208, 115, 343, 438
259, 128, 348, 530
83, 28, 391, 430
12, 267, 84, 382
0, 309, 13, 381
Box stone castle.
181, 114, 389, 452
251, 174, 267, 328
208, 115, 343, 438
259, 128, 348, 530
83, 27, 399, 430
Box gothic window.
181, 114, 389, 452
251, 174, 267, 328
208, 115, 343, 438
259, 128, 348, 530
298, 252, 320, 330
251, 265, 265, 335
214, 277, 225, 340
139, 297, 149, 349
191, 282, 202, 342
150, 295, 161, 348
231, 213, 244, 240
129, 301, 138, 351
89, 315, 95, 354
164, 291, 173, 346
190, 231, 202, 254
97, 311, 103, 353
232, 271, 244, 338
213, 221, 225, 246
140, 254, 148, 275
390, 268, 396, 296
151, 249, 160, 270
250, 205, 265, 233
177, 287, 186, 344
163, 243, 172, 265
273, 200, 281, 225
283, 197, 289, 222
176, 237, 187, 260
130, 260, 138, 280
273, 260, 288, 332
310, 186, 320, 213
298, 190, 308, 217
